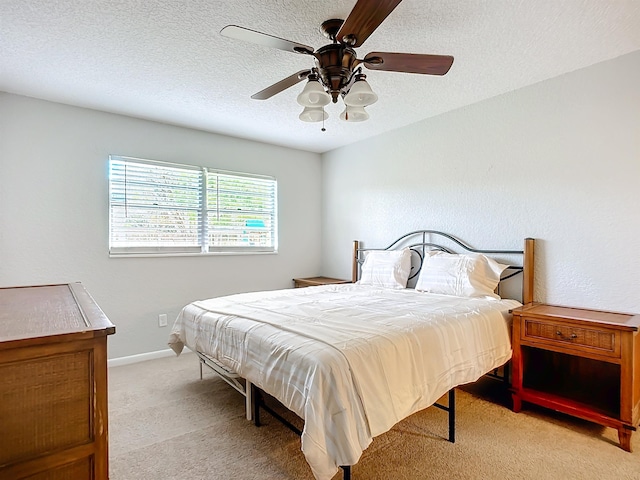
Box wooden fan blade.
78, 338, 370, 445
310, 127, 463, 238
336, 0, 403, 48
221, 25, 314, 55
363, 52, 454, 75
251, 70, 312, 100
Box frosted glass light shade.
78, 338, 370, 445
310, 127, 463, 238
296, 79, 331, 107
299, 106, 329, 122
343, 78, 378, 107
340, 106, 369, 122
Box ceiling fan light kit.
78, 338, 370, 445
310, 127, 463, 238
221, 0, 453, 128
340, 105, 369, 122
343, 74, 378, 107
296, 74, 331, 107
299, 106, 329, 123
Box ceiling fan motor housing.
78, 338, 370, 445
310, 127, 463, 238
315, 44, 358, 103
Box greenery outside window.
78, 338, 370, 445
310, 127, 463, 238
109, 155, 277, 256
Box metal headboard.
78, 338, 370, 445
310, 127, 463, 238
352, 230, 535, 304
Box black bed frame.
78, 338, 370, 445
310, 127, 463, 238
247, 230, 534, 479
252, 385, 455, 480
352, 229, 528, 290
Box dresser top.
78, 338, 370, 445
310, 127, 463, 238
0, 283, 115, 344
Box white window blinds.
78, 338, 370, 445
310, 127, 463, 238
109, 155, 277, 256
206, 172, 277, 252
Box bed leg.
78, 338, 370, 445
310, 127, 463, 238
433, 388, 456, 443
199, 359, 203, 380
245, 380, 253, 421
252, 384, 261, 427
448, 389, 456, 443
341, 465, 351, 480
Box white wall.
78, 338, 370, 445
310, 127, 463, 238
322, 51, 640, 313
0, 93, 323, 359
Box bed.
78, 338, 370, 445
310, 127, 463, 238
169, 230, 535, 480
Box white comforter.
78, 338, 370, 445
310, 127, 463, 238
168, 284, 518, 480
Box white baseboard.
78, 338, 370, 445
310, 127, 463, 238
108, 348, 180, 368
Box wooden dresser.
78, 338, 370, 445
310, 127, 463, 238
0, 283, 116, 479
511, 303, 640, 451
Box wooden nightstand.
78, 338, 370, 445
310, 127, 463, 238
293, 276, 351, 288
510, 303, 640, 451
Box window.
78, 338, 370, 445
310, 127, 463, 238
108, 155, 277, 256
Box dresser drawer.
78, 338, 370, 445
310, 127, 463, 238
522, 318, 620, 358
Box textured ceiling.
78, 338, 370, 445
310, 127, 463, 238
2, 1, 640, 153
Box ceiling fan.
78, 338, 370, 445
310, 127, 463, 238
220, 0, 454, 124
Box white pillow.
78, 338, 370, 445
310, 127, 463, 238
357, 248, 412, 289
414, 251, 509, 298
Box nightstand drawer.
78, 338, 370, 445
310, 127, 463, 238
523, 318, 620, 357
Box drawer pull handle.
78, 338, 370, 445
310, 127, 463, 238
556, 331, 578, 339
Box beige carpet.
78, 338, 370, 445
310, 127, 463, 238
108, 353, 639, 479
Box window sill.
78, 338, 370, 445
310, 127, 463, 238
108, 250, 278, 259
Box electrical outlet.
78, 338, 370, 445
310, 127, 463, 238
158, 313, 168, 327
